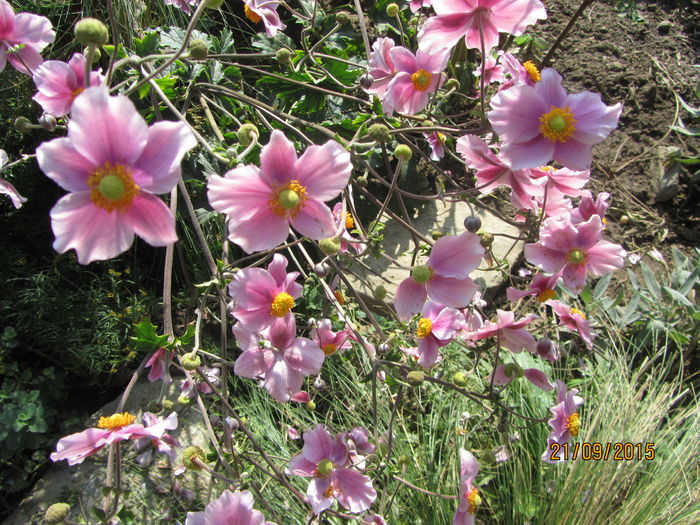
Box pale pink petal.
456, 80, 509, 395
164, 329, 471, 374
207, 166, 271, 222
552, 139, 593, 172
428, 232, 483, 278
267, 253, 290, 286
488, 85, 549, 143
50, 428, 111, 465
489, 0, 547, 37
290, 199, 337, 240
533, 68, 567, 108
234, 348, 269, 378
417, 336, 441, 367
227, 206, 290, 253
333, 468, 377, 513
491, 364, 512, 386
259, 130, 298, 187
459, 449, 479, 481
418, 13, 471, 52
567, 92, 622, 145
394, 277, 427, 320
295, 140, 351, 201
127, 193, 177, 247
10, 12, 54, 49
586, 241, 626, 276
307, 477, 334, 514
301, 425, 336, 464
500, 136, 554, 171
427, 276, 478, 309
36, 137, 95, 192
263, 354, 292, 402
285, 338, 325, 375
389, 46, 418, 74
524, 368, 554, 390
0, 177, 26, 208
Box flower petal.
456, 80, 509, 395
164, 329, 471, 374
128, 193, 177, 247
295, 140, 352, 201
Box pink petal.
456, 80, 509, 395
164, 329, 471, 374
489, 0, 547, 36
394, 277, 427, 320
333, 469, 377, 513
10, 12, 55, 49
267, 253, 290, 286
499, 136, 555, 171
307, 477, 334, 514
418, 13, 471, 52
586, 240, 626, 276
263, 354, 293, 402
36, 137, 95, 192
489, 85, 548, 144
428, 232, 484, 278
127, 193, 177, 247
417, 336, 441, 368
0, 177, 27, 208
295, 140, 352, 201
567, 91, 622, 145
234, 348, 269, 378
50, 428, 111, 465
524, 368, 554, 390
289, 199, 337, 240
285, 338, 325, 375
301, 424, 336, 464
533, 68, 567, 107
491, 364, 512, 385
226, 206, 290, 253
259, 130, 298, 187
427, 276, 478, 309
269, 315, 297, 351
459, 448, 480, 481
207, 166, 271, 222
388, 46, 418, 74
552, 139, 593, 171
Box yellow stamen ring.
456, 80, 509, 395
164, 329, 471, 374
539, 106, 577, 143
271, 292, 295, 317
88, 162, 139, 213
569, 307, 586, 320
98, 412, 136, 430
566, 412, 581, 437
269, 180, 308, 218
523, 61, 541, 82
416, 317, 433, 339
322, 343, 337, 356
466, 488, 482, 514
345, 211, 354, 230
244, 5, 262, 23
411, 69, 433, 92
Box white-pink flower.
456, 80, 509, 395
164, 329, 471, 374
541, 380, 583, 463
365, 37, 397, 98
425, 131, 446, 161
506, 271, 561, 303
243, 0, 286, 38
311, 318, 353, 357
0, 0, 54, 75
0, 149, 26, 208
490, 363, 553, 391
208, 130, 351, 253
36, 87, 196, 264
163, 0, 198, 15
403, 300, 464, 368
454, 449, 481, 525
468, 309, 538, 353
547, 299, 596, 350
33, 53, 104, 117
332, 202, 365, 254
145, 347, 172, 382
394, 232, 484, 320
134, 411, 180, 465
186, 489, 276, 525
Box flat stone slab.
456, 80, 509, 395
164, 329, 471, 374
345, 199, 523, 313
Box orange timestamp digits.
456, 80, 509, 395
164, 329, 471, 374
548, 442, 655, 461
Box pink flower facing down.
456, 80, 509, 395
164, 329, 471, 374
506, 271, 562, 303
51, 412, 167, 466
185, 489, 277, 525
0, 0, 54, 74
287, 424, 377, 514
490, 363, 553, 391
469, 309, 538, 353
36, 87, 196, 264
33, 53, 104, 117
570, 190, 610, 225
403, 300, 465, 368
228, 253, 302, 332
394, 232, 484, 320
410, 0, 433, 12
332, 203, 365, 254
418, 0, 546, 53
0, 149, 27, 208
145, 347, 172, 382
547, 299, 596, 350
365, 37, 397, 98
243, 0, 286, 38
530, 165, 590, 199
208, 130, 351, 253
134, 411, 180, 466
163, 0, 198, 15
524, 214, 626, 293
499, 53, 541, 91
542, 380, 584, 463
311, 318, 353, 357
382, 46, 450, 116
456, 134, 544, 213
180, 366, 222, 398
473, 55, 506, 85
454, 449, 481, 525
489, 68, 623, 170
233, 316, 325, 403
425, 131, 447, 161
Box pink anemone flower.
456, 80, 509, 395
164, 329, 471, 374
287, 424, 377, 514
468, 309, 538, 353
163, 0, 198, 15
311, 318, 353, 357
51, 412, 165, 466
228, 253, 302, 332
186, 489, 277, 525
332, 202, 365, 254
530, 165, 590, 199
570, 190, 610, 225
394, 232, 484, 320
506, 271, 561, 303
418, 0, 546, 53
473, 55, 506, 85
381, 46, 450, 116
524, 214, 626, 293
36, 87, 196, 264
403, 300, 465, 368
490, 363, 553, 391
425, 131, 447, 160
410, 0, 433, 12
180, 366, 222, 397
145, 347, 172, 382
134, 411, 180, 465
208, 130, 351, 253
456, 134, 544, 212
499, 53, 541, 90
489, 68, 623, 170
365, 37, 397, 98
0, 0, 54, 75
547, 299, 596, 350
233, 316, 325, 403
243, 0, 286, 38
33, 53, 104, 117
454, 449, 481, 525
542, 380, 584, 463
0, 149, 26, 208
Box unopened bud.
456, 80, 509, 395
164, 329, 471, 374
367, 123, 391, 143
503, 363, 524, 378
276, 47, 292, 66
386, 3, 399, 17
39, 113, 57, 132
14, 117, 33, 134
181, 352, 201, 371
377, 343, 390, 354
313, 376, 327, 390
619, 215, 630, 225
225, 147, 237, 158
453, 371, 468, 387
237, 123, 259, 147
464, 215, 481, 233
181, 446, 206, 470
335, 11, 351, 25
479, 232, 494, 248
45, 502, 70, 523
373, 285, 387, 300
306, 400, 316, 410
188, 39, 208, 60
397, 454, 411, 465
359, 74, 373, 90
394, 144, 412, 161
314, 262, 330, 278
406, 370, 425, 386
177, 394, 192, 405
162, 399, 174, 410
74, 18, 109, 47
84, 46, 101, 63
319, 237, 341, 256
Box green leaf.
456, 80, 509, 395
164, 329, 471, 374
579, 285, 592, 305
133, 31, 160, 57
640, 262, 661, 297
663, 286, 693, 307
131, 320, 170, 351
593, 274, 612, 300
669, 331, 690, 344
102, 44, 128, 59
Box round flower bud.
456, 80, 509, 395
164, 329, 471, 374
386, 3, 399, 17
453, 371, 468, 387
367, 123, 391, 143
188, 39, 209, 60
39, 113, 57, 132
314, 262, 330, 278
394, 144, 412, 161
225, 147, 237, 158
74, 18, 109, 47
181, 352, 201, 371
84, 47, 101, 63
177, 394, 192, 405
182, 446, 206, 470
306, 400, 317, 411
359, 73, 373, 90
373, 285, 387, 300
397, 454, 411, 465
237, 123, 259, 147
45, 502, 70, 523
406, 370, 425, 386
444, 78, 460, 91
307, 317, 318, 329
313, 376, 327, 390
14, 117, 33, 134
536, 338, 553, 356
479, 231, 494, 248
319, 237, 341, 256
464, 215, 481, 233
276, 47, 293, 66
162, 399, 174, 410
204, 0, 225, 7
377, 343, 390, 354
503, 363, 524, 378
619, 215, 630, 225
335, 11, 351, 25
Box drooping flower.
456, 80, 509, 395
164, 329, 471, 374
365, 37, 397, 98
570, 190, 610, 225
425, 131, 447, 161
228, 253, 302, 332
468, 309, 538, 353
489, 68, 623, 170
332, 202, 365, 254
454, 449, 481, 525
409, 0, 433, 12
524, 214, 626, 293
51, 412, 167, 466
418, 0, 546, 53
542, 380, 584, 463
33, 53, 104, 117
506, 271, 561, 303
287, 424, 377, 514
185, 489, 277, 525
208, 130, 351, 253
473, 54, 506, 85
499, 52, 541, 90
36, 87, 196, 264
311, 318, 353, 357
530, 165, 590, 199
0, 149, 26, 208
547, 299, 596, 350
163, 0, 198, 15
145, 347, 172, 382
490, 363, 554, 391
233, 316, 325, 403
456, 134, 544, 212
243, 0, 286, 38
381, 46, 450, 116
394, 232, 483, 320
180, 366, 222, 397
403, 300, 465, 368
0, 0, 55, 75
134, 411, 180, 465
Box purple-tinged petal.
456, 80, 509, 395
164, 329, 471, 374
552, 139, 594, 171
234, 348, 269, 378
427, 276, 478, 309
259, 130, 298, 187
428, 232, 484, 279
284, 338, 325, 375
50, 428, 111, 465
524, 368, 554, 390
490, 364, 513, 386
418, 13, 471, 52
307, 477, 334, 514
500, 136, 555, 171
290, 199, 337, 240
207, 165, 271, 222
333, 468, 377, 513
394, 277, 427, 320
36, 137, 95, 192
226, 206, 290, 253
295, 140, 352, 201
127, 193, 177, 247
